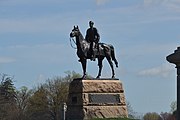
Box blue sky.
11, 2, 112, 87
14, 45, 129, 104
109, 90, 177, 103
0, 0, 179, 114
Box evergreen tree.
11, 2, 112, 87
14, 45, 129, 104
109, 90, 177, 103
0, 74, 17, 120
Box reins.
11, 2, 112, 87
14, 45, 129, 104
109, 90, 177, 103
69, 37, 77, 49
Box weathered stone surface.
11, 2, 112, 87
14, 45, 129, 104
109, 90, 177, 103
69, 79, 124, 93
67, 93, 83, 105
66, 106, 84, 120
66, 79, 128, 120
68, 80, 83, 93
84, 106, 128, 119
82, 80, 124, 93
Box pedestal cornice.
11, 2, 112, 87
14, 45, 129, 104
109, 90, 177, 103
167, 47, 180, 66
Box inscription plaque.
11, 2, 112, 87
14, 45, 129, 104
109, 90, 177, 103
89, 94, 120, 104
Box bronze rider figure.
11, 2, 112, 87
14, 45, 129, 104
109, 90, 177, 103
85, 21, 100, 61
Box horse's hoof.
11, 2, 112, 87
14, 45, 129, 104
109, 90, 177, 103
96, 76, 100, 79
82, 75, 87, 79
111, 76, 115, 79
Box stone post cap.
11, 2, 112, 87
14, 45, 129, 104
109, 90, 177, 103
166, 47, 180, 66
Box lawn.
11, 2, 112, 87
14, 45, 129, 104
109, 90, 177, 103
92, 118, 138, 120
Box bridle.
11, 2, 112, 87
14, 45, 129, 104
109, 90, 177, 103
69, 27, 81, 49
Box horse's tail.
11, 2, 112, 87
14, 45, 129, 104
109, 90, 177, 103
110, 45, 118, 68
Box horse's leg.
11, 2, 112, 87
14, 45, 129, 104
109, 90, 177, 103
96, 57, 104, 78
106, 56, 115, 78
110, 46, 118, 68
80, 58, 87, 79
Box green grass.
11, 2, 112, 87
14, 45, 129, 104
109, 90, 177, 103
92, 118, 137, 120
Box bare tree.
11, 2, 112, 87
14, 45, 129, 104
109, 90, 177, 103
26, 71, 79, 120
15, 86, 33, 120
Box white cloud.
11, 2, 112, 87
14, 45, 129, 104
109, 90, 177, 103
143, 0, 164, 7
165, 0, 180, 12
0, 16, 69, 33
143, 0, 180, 12
0, 57, 16, 63
95, 0, 110, 5
0, 12, 87, 34
3, 43, 75, 64
0, 0, 64, 6
138, 63, 174, 78
1, 0, 180, 34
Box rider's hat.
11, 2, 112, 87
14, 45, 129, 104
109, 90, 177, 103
89, 21, 94, 25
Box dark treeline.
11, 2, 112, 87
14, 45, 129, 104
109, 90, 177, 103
0, 72, 177, 120
0, 71, 81, 120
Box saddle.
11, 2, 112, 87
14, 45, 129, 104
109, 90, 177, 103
88, 43, 106, 58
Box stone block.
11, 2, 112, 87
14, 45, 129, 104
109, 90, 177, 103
66, 79, 128, 120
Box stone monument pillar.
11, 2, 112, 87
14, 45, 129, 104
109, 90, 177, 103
166, 47, 180, 120
66, 78, 128, 120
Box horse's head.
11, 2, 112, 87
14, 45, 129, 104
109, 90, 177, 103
70, 26, 80, 38
70, 25, 86, 51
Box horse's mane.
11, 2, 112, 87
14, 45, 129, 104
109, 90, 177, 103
78, 29, 85, 41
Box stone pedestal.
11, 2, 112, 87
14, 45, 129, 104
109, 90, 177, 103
66, 79, 128, 120
167, 47, 180, 120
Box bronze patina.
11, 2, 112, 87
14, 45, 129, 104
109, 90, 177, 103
70, 26, 118, 79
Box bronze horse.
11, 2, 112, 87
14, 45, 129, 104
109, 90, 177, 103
70, 26, 118, 78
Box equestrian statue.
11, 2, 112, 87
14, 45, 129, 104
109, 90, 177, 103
70, 24, 118, 79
